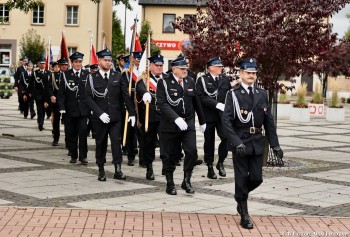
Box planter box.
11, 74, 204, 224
290, 107, 310, 122
309, 103, 324, 116
277, 103, 291, 117
326, 107, 345, 122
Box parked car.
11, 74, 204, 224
0, 67, 15, 99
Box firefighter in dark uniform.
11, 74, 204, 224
85, 48, 136, 181
222, 58, 283, 229
45, 61, 62, 146
28, 57, 50, 131
57, 52, 90, 165
196, 57, 231, 179
18, 61, 35, 119
156, 57, 206, 195
121, 51, 141, 166
136, 55, 166, 180
14, 56, 28, 114
115, 54, 128, 73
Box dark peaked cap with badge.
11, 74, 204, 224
132, 51, 143, 61
207, 56, 223, 67
170, 57, 188, 68
238, 58, 257, 72
38, 57, 46, 63
148, 55, 164, 65
97, 48, 112, 59
69, 52, 84, 61
57, 58, 69, 65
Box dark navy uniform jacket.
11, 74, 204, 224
222, 85, 279, 155
85, 70, 135, 122
57, 69, 90, 117
196, 73, 231, 122
156, 73, 206, 133
29, 69, 50, 101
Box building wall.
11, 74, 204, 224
0, 0, 112, 67
142, 5, 197, 70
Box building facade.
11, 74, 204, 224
139, 0, 203, 70
0, 0, 112, 68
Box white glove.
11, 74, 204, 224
142, 92, 152, 104
174, 117, 188, 131
99, 113, 110, 123
216, 103, 225, 112
128, 116, 136, 127
200, 123, 206, 133
60, 110, 66, 114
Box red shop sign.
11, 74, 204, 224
152, 40, 181, 50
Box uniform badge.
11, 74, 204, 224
241, 90, 245, 94
264, 107, 268, 114
171, 80, 175, 84
188, 89, 193, 91
174, 92, 178, 96
244, 110, 248, 115
240, 109, 244, 114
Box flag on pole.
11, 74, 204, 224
58, 31, 69, 60
90, 36, 99, 66
134, 33, 142, 52
45, 38, 52, 70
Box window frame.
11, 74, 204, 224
162, 14, 175, 33
32, 5, 45, 25
68, 47, 77, 56
0, 4, 10, 24
66, 5, 79, 26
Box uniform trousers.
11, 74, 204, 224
51, 103, 61, 141
233, 151, 263, 201
93, 120, 122, 165
162, 118, 197, 173
34, 98, 45, 126
138, 121, 159, 165
203, 119, 228, 164
65, 115, 88, 159
22, 96, 35, 117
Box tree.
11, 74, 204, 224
112, 12, 124, 62
304, 39, 350, 97
346, 13, 350, 38
139, 20, 161, 56
5, 0, 133, 13
175, 0, 350, 94
20, 29, 45, 64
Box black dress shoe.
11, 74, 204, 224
114, 164, 126, 180
146, 164, 155, 180
38, 124, 43, 131
24, 115, 28, 119
195, 159, 203, 166
52, 140, 58, 146
67, 151, 72, 156
216, 162, 226, 177
79, 158, 88, 165
127, 160, 134, 166
69, 158, 77, 163
31, 113, 36, 119
98, 166, 106, 181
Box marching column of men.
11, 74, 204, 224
13, 51, 284, 230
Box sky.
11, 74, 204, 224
113, 3, 350, 50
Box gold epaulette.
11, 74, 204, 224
121, 68, 130, 74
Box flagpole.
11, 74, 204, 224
144, 31, 151, 132
122, 16, 138, 146
90, 34, 93, 66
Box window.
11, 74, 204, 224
163, 14, 175, 33
68, 47, 77, 55
0, 4, 9, 24
66, 6, 78, 26
32, 5, 44, 24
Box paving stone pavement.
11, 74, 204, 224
0, 95, 350, 236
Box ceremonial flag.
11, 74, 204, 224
90, 36, 99, 66
58, 31, 69, 60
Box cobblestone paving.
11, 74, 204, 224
0, 96, 350, 223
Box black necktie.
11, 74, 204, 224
248, 86, 254, 102
104, 73, 108, 80
75, 71, 79, 78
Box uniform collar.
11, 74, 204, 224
99, 69, 110, 79
241, 82, 254, 93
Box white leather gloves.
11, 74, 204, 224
99, 113, 110, 123
175, 117, 188, 131
200, 123, 206, 133
216, 103, 225, 112
60, 110, 66, 114
128, 116, 136, 127
142, 92, 152, 104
